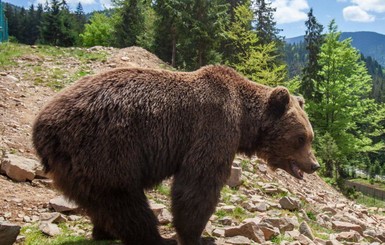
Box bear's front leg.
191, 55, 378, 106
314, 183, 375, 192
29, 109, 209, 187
171, 168, 226, 245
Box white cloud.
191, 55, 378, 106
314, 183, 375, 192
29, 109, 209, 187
343, 6, 375, 22
99, 0, 112, 9
271, 0, 310, 24
351, 0, 385, 13
35, 0, 96, 6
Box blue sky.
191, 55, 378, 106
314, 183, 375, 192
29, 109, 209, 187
3, 0, 385, 38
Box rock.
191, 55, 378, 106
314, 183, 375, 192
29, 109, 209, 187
281, 217, 299, 232
331, 221, 363, 234
297, 234, 316, 245
344, 213, 367, 230
204, 221, 213, 236
224, 222, 265, 243
279, 196, 302, 211
213, 229, 225, 237
258, 164, 267, 173
39, 223, 61, 237
285, 230, 300, 239
157, 209, 172, 225
150, 202, 166, 216
299, 221, 315, 240
335, 231, 361, 242
0, 154, 40, 182
313, 238, 331, 245
242, 217, 262, 225
227, 166, 242, 187
257, 222, 280, 240
221, 205, 236, 212
219, 216, 233, 226
0, 72, 7, 76
255, 202, 268, 212
322, 206, 337, 215
68, 215, 81, 221
40, 212, 67, 223
49, 196, 78, 213
0, 222, 21, 245
226, 235, 251, 245
6, 75, 19, 83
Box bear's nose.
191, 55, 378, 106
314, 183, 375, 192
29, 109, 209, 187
311, 163, 320, 172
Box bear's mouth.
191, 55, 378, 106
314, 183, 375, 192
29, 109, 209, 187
289, 160, 304, 180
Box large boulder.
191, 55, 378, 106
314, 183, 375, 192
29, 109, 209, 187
0, 222, 21, 245
0, 154, 41, 182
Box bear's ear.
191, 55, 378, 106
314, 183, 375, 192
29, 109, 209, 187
297, 96, 305, 109
267, 86, 290, 117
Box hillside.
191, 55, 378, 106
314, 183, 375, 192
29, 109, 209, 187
286, 31, 385, 67
1, 43, 385, 245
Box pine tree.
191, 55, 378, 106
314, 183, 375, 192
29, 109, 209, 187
113, 0, 144, 48
40, 0, 76, 46
301, 8, 324, 100
224, 0, 286, 86
308, 20, 385, 178
252, 0, 285, 76
40, 0, 62, 45
253, 0, 282, 46
24, 4, 40, 44
74, 2, 86, 36
177, 0, 228, 69
153, 0, 184, 67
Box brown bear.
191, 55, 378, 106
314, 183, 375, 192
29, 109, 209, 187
32, 65, 319, 245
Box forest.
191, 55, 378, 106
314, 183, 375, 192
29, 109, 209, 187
3, 0, 385, 184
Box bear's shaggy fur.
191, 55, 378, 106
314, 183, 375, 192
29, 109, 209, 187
32, 66, 318, 245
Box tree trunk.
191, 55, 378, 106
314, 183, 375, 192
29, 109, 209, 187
324, 160, 334, 178
171, 26, 176, 68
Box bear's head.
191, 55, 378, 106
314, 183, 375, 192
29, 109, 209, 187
258, 86, 319, 179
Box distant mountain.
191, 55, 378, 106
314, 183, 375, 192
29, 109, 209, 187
286, 31, 385, 67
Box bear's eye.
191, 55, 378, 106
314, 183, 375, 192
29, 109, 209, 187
298, 136, 306, 144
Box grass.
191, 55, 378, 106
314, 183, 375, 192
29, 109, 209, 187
271, 234, 294, 244
355, 193, 385, 209
350, 178, 385, 191
21, 223, 116, 245
0, 42, 32, 67
0, 43, 109, 91
154, 183, 171, 196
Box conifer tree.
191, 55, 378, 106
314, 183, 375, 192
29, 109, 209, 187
113, 0, 144, 48
253, 0, 282, 46
301, 8, 324, 100
153, 0, 184, 67
224, 1, 286, 86
74, 2, 86, 35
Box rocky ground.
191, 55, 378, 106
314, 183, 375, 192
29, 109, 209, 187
1, 44, 385, 245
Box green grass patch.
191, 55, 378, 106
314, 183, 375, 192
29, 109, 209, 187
271, 234, 294, 244
0, 42, 31, 67
154, 183, 171, 196
214, 209, 227, 219
355, 193, 385, 209
21, 224, 115, 245
350, 178, 385, 191
306, 211, 317, 221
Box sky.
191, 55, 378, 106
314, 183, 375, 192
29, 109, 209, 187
3, 0, 385, 38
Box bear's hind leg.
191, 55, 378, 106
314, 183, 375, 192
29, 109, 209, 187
88, 213, 115, 241
88, 190, 165, 245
